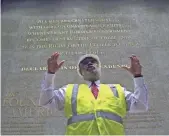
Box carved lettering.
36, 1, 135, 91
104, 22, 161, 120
6, 107, 60, 117
21, 64, 129, 72
26, 38, 50, 42
5, 92, 16, 97
3, 97, 38, 107
36, 45, 45, 48
39, 67, 47, 71
28, 31, 69, 35
9, 98, 18, 106
22, 43, 129, 49
12, 107, 17, 117
92, 36, 116, 40
61, 66, 68, 70
46, 108, 53, 116
21, 67, 38, 71
3, 98, 10, 106
36, 20, 47, 24
103, 65, 108, 68
28, 97, 37, 106
22, 42, 139, 50
19, 99, 25, 107
27, 29, 130, 36
28, 23, 129, 30
37, 107, 45, 117
69, 66, 77, 70
18, 107, 27, 117
29, 25, 43, 29
120, 36, 131, 39
45, 18, 113, 23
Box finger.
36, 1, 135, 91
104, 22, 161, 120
130, 56, 140, 66
129, 56, 134, 61
58, 60, 65, 68
134, 57, 139, 63
52, 52, 57, 55
121, 66, 130, 71
51, 52, 58, 59
131, 54, 136, 57
132, 55, 140, 62
51, 52, 57, 60
47, 58, 52, 63
129, 56, 135, 66
138, 64, 142, 68
54, 52, 59, 60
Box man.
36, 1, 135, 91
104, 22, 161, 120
39, 52, 148, 135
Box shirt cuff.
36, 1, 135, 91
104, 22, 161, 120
44, 71, 56, 86
134, 77, 145, 87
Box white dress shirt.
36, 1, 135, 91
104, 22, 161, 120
39, 72, 148, 113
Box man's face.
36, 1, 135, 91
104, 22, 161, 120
79, 57, 101, 81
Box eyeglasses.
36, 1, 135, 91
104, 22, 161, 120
80, 57, 98, 65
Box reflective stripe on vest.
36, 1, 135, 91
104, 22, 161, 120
110, 85, 119, 98
68, 84, 122, 125
67, 111, 122, 125
71, 84, 79, 115
68, 113, 95, 125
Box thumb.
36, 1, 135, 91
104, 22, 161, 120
58, 60, 65, 68
121, 66, 130, 71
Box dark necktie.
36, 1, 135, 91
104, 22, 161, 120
91, 82, 99, 99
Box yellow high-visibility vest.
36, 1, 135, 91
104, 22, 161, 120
64, 84, 127, 135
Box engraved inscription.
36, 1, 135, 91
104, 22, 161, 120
20, 64, 129, 72
19, 15, 139, 51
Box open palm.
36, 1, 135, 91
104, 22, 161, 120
47, 52, 65, 73
122, 55, 142, 76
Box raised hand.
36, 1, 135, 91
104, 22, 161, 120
47, 52, 65, 74
122, 55, 142, 76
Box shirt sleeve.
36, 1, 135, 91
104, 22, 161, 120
123, 77, 148, 113
39, 72, 66, 110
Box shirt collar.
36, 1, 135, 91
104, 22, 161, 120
86, 80, 100, 87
